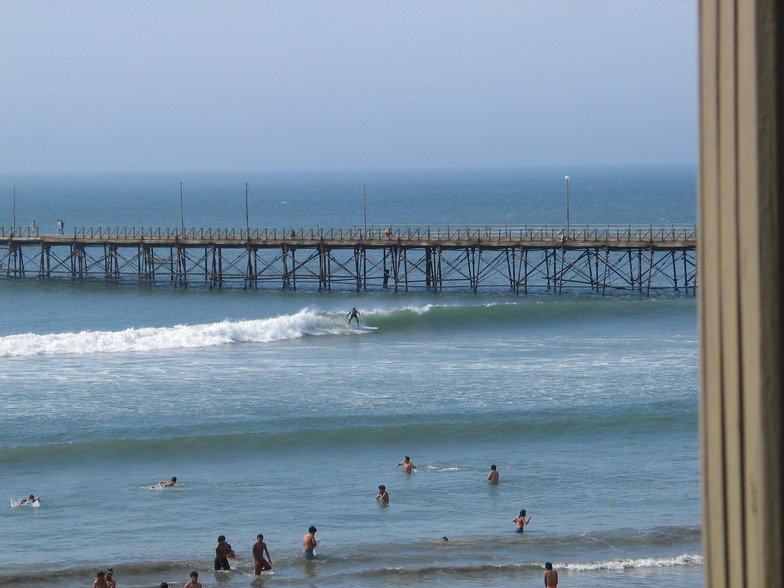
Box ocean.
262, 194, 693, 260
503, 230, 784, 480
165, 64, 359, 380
0, 165, 700, 587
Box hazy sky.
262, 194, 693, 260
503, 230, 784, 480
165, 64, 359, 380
0, 1, 697, 173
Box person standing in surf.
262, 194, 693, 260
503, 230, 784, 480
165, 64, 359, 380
252, 534, 272, 574
214, 535, 238, 570
184, 571, 202, 588
347, 307, 361, 325
513, 509, 532, 533
397, 456, 416, 473
487, 464, 500, 484
376, 485, 389, 503
302, 526, 318, 559
544, 561, 558, 587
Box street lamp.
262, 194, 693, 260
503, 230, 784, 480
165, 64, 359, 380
564, 175, 571, 237
179, 182, 185, 236
245, 182, 250, 236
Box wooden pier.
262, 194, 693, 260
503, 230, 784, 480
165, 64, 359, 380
0, 225, 697, 294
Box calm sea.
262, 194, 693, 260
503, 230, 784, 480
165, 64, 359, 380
0, 166, 700, 587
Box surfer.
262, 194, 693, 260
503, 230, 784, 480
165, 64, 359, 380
19, 494, 40, 505
487, 464, 500, 484
376, 485, 389, 503
253, 533, 272, 574
513, 509, 532, 533
159, 477, 177, 487
347, 307, 361, 326
544, 561, 558, 587
397, 456, 416, 473
214, 535, 238, 570
302, 526, 318, 559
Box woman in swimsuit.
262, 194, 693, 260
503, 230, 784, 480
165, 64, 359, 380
512, 509, 531, 533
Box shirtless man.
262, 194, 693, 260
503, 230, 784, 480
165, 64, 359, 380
214, 535, 237, 570
20, 494, 40, 505
252, 534, 272, 574
376, 485, 389, 503
92, 571, 106, 588
159, 477, 177, 487
487, 464, 500, 484
544, 561, 558, 587
104, 568, 116, 588
397, 456, 416, 473
302, 526, 318, 559
184, 571, 202, 588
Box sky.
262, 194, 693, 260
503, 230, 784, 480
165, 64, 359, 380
0, 1, 697, 174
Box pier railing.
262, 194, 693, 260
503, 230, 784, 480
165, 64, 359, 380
0, 224, 697, 243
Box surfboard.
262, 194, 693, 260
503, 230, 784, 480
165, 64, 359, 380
350, 325, 378, 331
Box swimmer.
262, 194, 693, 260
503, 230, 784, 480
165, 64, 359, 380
184, 571, 202, 588
302, 526, 318, 559
376, 485, 389, 503
159, 477, 177, 487
487, 464, 500, 484
512, 509, 532, 533
214, 535, 238, 570
253, 534, 272, 574
544, 561, 559, 587
397, 456, 416, 473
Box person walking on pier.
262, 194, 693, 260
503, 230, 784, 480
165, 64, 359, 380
347, 307, 361, 326
56, 219, 64, 235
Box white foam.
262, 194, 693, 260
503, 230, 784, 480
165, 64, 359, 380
562, 554, 703, 572
0, 309, 341, 357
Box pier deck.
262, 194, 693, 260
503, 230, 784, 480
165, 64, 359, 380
1, 225, 697, 294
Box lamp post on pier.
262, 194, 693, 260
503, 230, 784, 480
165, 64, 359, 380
245, 182, 250, 237
564, 175, 571, 238
179, 182, 185, 236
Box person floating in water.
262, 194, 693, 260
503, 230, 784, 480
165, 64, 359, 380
397, 456, 416, 473
513, 509, 532, 533
347, 307, 361, 326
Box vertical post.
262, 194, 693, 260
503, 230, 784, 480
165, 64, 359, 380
363, 182, 367, 236
564, 175, 571, 237
245, 182, 250, 237
179, 182, 185, 236
12, 184, 16, 235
